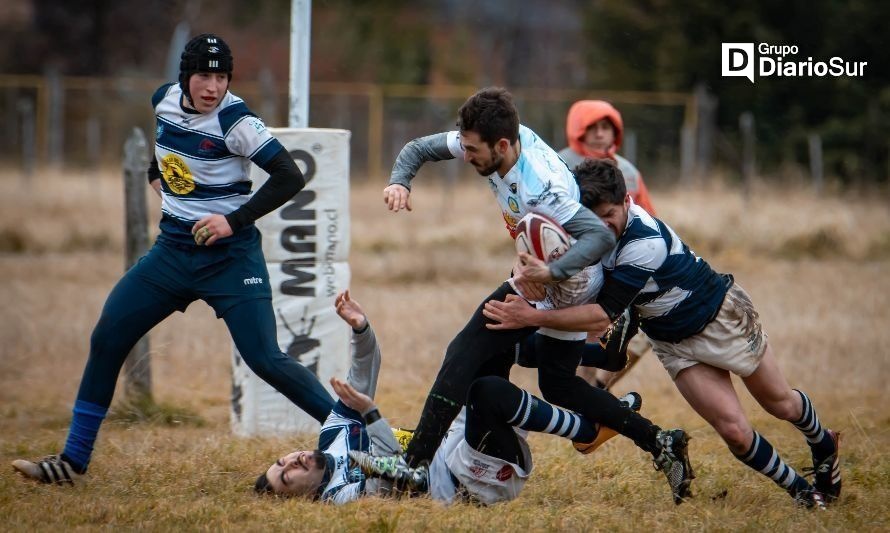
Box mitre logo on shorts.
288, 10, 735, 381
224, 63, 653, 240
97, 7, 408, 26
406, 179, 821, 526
243, 276, 263, 285
722, 42, 867, 83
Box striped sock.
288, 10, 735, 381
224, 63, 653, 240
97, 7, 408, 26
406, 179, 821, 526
734, 431, 810, 495
506, 389, 597, 443
61, 399, 108, 474
792, 389, 835, 460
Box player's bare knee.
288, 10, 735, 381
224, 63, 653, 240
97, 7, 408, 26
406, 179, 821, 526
713, 418, 752, 451
764, 394, 800, 422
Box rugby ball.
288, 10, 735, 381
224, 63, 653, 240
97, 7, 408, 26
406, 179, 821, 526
514, 213, 571, 263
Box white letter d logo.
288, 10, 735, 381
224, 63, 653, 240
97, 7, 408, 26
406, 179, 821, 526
722, 43, 754, 83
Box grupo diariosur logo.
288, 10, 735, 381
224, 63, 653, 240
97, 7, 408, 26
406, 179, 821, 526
722, 43, 867, 83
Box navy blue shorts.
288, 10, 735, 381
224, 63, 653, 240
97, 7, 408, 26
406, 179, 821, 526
143, 229, 272, 317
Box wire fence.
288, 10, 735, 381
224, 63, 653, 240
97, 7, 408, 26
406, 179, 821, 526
0, 74, 694, 182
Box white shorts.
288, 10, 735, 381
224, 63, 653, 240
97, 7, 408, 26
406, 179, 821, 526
627, 330, 651, 358
648, 283, 768, 379
429, 409, 532, 505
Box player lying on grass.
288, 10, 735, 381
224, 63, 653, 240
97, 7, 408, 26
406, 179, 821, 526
483, 158, 841, 509
256, 291, 692, 505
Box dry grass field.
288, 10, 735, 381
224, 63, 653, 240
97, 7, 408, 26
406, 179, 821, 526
1, 170, 889, 531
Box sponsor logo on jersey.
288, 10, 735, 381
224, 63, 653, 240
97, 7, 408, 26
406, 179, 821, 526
197, 138, 218, 155
243, 276, 264, 285
507, 197, 520, 213
160, 154, 196, 194
248, 118, 266, 134
502, 211, 519, 232
509, 182, 518, 194
526, 181, 555, 207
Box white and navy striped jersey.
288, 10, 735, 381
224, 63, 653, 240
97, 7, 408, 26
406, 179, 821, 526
315, 402, 372, 504
445, 125, 581, 237
151, 83, 283, 244
602, 202, 731, 342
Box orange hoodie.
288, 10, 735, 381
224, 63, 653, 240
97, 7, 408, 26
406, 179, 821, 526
564, 100, 655, 215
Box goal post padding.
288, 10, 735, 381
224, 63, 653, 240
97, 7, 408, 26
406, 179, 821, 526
231, 128, 351, 437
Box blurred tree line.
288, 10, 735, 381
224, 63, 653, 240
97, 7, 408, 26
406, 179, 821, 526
581, 0, 889, 183
1, 0, 885, 182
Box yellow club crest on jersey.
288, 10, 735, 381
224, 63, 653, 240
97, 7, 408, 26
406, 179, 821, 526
508, 197, 520, 213
161, 154, 196, 194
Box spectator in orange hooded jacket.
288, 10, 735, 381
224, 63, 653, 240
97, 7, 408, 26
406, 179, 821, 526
558, 100, 654, 390
558, 100, 655, 215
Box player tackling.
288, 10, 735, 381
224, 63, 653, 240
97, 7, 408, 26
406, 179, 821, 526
256, 290, 686, 505
483, 159, 842, 509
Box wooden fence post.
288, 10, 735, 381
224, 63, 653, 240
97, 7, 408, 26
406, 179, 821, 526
18, 97, 35, 179
740, 112, 755, 199
122, 127, 152, 401
695, 83, 717, 182
624, 130, 638, 167
46, 67, 64, 167
808, 133, 823, 194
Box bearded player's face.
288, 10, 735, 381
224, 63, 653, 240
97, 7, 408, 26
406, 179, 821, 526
264, 449, 327, 497
459, 130, 504, 176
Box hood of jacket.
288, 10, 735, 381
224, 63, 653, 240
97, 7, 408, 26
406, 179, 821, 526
565, 100, 624, 159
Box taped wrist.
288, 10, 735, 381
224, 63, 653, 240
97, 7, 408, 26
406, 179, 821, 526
363, 408, 382, 425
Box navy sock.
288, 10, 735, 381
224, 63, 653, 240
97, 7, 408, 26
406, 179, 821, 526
61, 399, 108, 474
792, 389, 835, 460
734, 431, 810, 496
506, 389, 597, 443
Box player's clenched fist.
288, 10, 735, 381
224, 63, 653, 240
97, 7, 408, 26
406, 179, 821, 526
383, 184, 412, 212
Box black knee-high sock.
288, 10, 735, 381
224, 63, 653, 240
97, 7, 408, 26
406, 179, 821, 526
734, 431, 811, 496
791, 389, 835, 460
504, 385, 596, 442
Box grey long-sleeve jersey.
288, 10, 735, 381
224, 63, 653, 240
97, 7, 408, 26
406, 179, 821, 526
388, 129, 615, 280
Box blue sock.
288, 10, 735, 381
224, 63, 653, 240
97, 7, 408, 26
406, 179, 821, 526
506, 389, 597, 442
734, 431, 810, 496
792, 389, 835, 460
61, 399, 108, 474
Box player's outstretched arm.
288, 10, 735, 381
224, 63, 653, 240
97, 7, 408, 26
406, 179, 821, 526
335, 289, 368, 330
385, 132, 456, 213
336, 290, 382, 399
